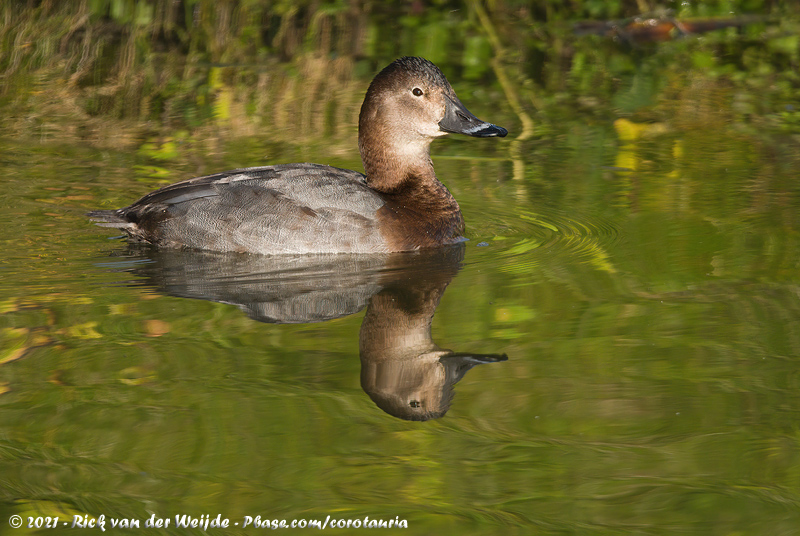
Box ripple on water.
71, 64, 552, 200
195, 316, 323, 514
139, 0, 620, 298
469, 206, 621, 275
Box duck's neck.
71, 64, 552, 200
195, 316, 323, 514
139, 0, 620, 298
360, 137, 464, 250
359, 129, 435, 193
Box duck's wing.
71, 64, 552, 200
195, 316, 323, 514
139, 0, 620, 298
89, 166, 291, 223
89, 164, 388, 254
88, 167, 261, 227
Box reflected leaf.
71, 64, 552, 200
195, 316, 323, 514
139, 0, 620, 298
1, 327, 52, 365
494, 305, 537, 323
62, 321, 102, 340
0, 298, 20, 314
144, 319, 171, 337
48, 369, 69, 386
119, 366, 157, 385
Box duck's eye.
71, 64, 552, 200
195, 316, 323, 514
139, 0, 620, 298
409, 400, 421, 408
412, 87, 424, 97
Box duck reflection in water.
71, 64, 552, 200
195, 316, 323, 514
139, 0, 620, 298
114, 243, 506, 420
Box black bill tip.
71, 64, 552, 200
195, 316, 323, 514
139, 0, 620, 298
467, 123, 508, 138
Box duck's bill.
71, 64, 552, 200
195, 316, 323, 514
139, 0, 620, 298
439, 95, 508, 138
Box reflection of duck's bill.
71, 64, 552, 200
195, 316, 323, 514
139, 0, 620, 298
442, 353, 509, 364
439, 95, 508, 138
440, 352, 508, 384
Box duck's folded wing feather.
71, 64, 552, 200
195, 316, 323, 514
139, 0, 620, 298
89, 164, 388, 254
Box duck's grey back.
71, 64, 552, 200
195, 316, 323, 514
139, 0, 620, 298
93, 164, 390, 255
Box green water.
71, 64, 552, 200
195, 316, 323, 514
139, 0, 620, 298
2, 2, 800, 535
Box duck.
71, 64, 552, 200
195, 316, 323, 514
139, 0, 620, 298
88, 57, 507, 254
